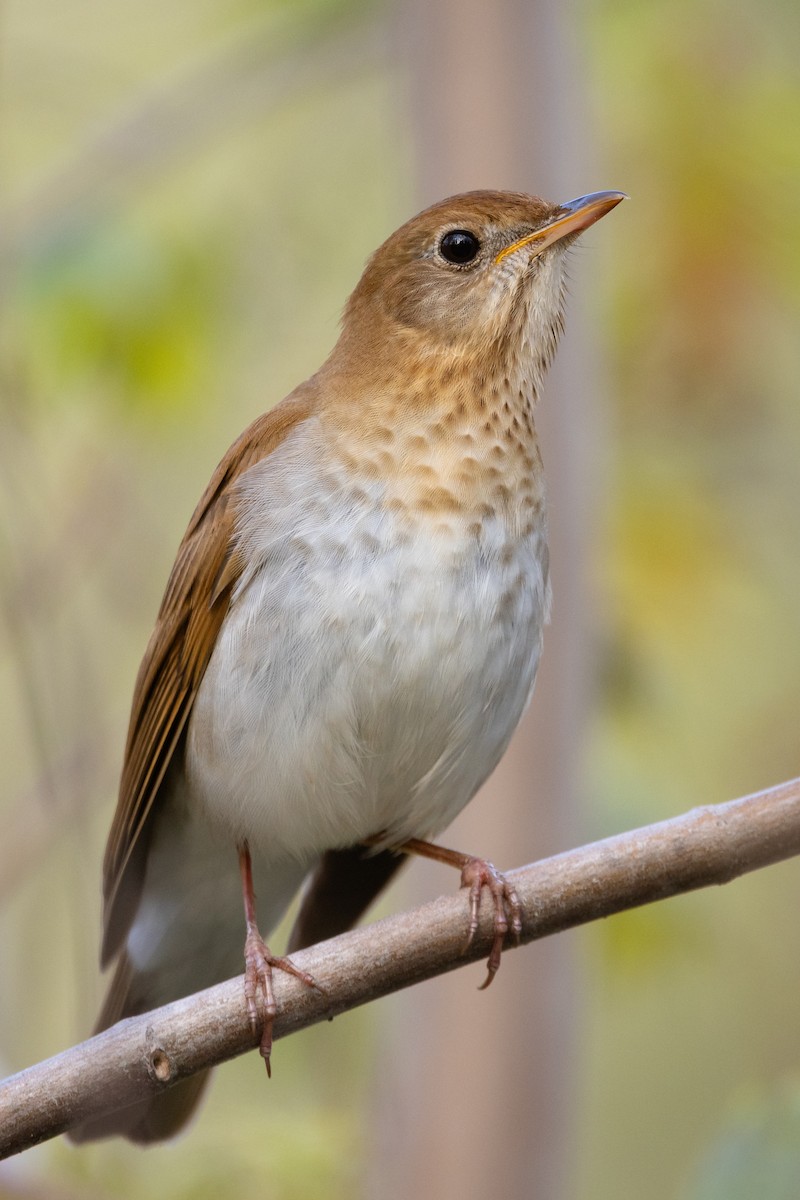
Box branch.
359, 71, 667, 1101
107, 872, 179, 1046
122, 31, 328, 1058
2, 776, 800, 1158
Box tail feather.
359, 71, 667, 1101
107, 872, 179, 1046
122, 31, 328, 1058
68, 951, 210, 1144
288, 845, 406, 951
70, 831, 309, 1146
70, 837, 403, 1144
69, 1068, 210, 1145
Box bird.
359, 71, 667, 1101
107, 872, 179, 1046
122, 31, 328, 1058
70, 186, 624, 1144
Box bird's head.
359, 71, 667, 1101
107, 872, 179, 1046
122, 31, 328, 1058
335, 190, 625, 381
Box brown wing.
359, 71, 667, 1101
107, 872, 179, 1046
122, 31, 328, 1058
100, 393, 314, 966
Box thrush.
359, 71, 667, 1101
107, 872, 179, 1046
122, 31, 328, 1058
71, 187, 624, 1144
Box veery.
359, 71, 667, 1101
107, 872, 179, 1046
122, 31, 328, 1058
71, 187, 624, 1143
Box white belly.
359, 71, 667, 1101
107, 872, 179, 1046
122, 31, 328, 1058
185, 423, 549, 862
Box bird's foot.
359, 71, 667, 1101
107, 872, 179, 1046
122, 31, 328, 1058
243, 922, 323, 1076
386, 837, 522, 988
459, 857, 522, 989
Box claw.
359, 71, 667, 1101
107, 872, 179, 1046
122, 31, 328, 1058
459, 858, 521, 988
243, 923, 324, 1076
239, 841, 325, 1075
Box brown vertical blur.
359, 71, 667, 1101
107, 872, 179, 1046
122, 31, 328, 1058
367, 1, 607, 1196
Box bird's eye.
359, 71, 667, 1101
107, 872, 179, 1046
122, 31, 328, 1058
439, 229, 481, 265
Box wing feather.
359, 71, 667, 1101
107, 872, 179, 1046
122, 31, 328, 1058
100, 394, 314, 965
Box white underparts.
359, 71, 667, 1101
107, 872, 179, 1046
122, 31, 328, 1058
185, 418, 549, 863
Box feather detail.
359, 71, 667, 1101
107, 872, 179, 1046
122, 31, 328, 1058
101, 392, 315, 966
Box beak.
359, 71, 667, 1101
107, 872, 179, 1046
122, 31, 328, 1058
495, 190, 626, 264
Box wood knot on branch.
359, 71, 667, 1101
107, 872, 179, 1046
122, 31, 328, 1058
147, 1047, 172, 1084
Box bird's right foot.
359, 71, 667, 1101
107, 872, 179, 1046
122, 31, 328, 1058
243, 922, 322, 1076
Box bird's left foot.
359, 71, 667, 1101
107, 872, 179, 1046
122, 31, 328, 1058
387, 837, 522, 987
459, 857, 522, 988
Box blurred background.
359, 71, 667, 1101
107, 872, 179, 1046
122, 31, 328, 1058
2, 0, 800, 1196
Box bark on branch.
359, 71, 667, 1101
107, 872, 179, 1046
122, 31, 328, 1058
2, 776, 799, 1159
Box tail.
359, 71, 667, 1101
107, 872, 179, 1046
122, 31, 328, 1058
70, 814, 310, 1145
68, 951, 210, 1144
69, 842, 406, 1144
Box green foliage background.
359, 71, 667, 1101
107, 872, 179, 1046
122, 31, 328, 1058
1, 0, 799, 1196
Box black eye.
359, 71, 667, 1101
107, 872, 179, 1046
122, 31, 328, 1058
439, 229, 481, 265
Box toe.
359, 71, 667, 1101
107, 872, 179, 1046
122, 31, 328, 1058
458, 857, 520, 983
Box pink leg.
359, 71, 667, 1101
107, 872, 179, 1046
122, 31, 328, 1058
396, 837, 523, 988
238, 842, 323, 1075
